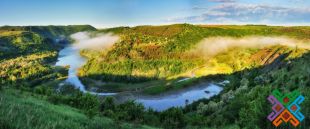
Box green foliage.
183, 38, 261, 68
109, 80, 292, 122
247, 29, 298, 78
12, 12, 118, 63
0, 24, 161, 128
100, 97, 116, 118
100, 98, 187, 129
0, 52, 64, 88
160, 108, 185, 129
143, 78, 200, 95
33, 85, 53, 95
115, 101, 145, 122
0, 25, 96, 39
80, 59, 202, 83
79, 24, 310, 94
184, 51, 310, 128
0, 25, 95, 89
2, 24, 310, 128
0, 89, 157, 129
0, 31, 56, 60
47, 89, 100, 118
0, 25, 96, 59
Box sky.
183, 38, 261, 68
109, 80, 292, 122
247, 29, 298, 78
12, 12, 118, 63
0, 0, 310, 28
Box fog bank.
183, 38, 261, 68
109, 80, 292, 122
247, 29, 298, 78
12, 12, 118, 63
194, 36, 310, 56
70, 32, 120, 50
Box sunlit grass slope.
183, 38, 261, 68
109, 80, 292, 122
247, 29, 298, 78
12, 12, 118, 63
0, 89, 157, 129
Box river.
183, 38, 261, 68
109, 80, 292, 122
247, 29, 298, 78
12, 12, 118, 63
55, 45, 223, 111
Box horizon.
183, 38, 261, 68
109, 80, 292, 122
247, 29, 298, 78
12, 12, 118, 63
1, 0, 310, 28
1, 23, 310, 29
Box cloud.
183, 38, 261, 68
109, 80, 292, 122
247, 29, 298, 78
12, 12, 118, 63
70, 32, 120, 50
208, 0, 235, 3
193, 36, 310, 56
167, 3, 310, 24
289, 0, 304, 2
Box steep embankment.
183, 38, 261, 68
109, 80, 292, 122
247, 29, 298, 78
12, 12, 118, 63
184, 47, 310, 129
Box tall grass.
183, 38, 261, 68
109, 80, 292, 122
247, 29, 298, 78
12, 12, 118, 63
0, 89, 157, 129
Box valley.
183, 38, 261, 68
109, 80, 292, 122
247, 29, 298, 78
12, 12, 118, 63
1, 24, 310, 129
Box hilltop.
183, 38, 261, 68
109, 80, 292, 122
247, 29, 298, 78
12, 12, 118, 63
77, 24, 310, 94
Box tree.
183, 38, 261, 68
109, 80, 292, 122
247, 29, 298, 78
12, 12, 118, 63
115, 101, 145, 122
160, 107, 185, 129
100, 97, 115, 116
197, 102, 207, 115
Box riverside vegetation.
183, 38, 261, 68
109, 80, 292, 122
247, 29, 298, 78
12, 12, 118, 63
1, 24, 310, 129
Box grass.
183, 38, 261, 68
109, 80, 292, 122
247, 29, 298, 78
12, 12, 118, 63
82, 75, 202, 95
143, 85, 167, 95
143, 77, 200, 95
0, 89, 158, 129
81, 77, 167, 92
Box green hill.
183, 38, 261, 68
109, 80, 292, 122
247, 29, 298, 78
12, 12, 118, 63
183, 48, 310, 129
78, 24, 310, 94
0, 25, 96, 60
0, 25, 96, 39
0, 25, 96, 87
0, 25, 156, 129
0, 89, 157, 129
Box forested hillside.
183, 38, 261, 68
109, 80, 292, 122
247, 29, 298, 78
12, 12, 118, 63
0, 25, 96, 59
0, 25, 160, 129
183, 49, 310, 129
0, 25, 96, 87
78, 24, 310, 94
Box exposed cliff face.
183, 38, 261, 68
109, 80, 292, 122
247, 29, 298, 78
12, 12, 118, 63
251, 47, 286, 65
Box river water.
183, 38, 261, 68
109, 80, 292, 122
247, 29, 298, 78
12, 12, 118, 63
116, 83, 223, 111
55, 46, 116, 96
55, 45, 223, 111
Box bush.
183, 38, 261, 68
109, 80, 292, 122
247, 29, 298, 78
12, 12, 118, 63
100, 97, 116, 116
34, 86, 52, 95
116, 101, 145, 122
100, 97, 115, 111
47, 91, 100, 118
160, 107, 185, 129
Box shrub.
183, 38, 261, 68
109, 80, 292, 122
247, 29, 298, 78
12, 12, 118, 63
160, 107, 185, 129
